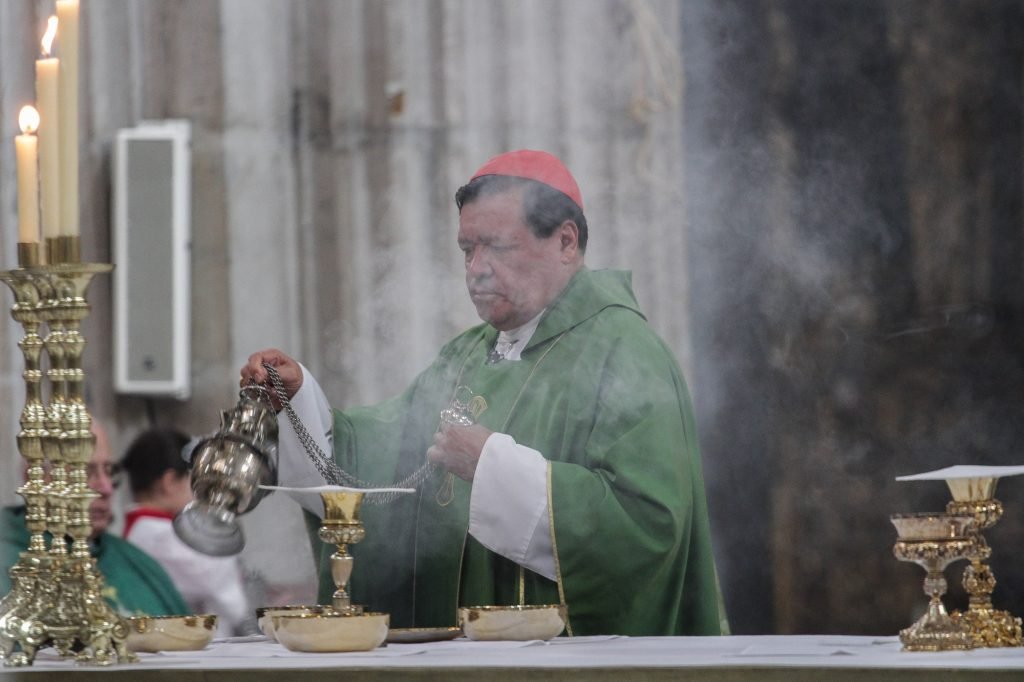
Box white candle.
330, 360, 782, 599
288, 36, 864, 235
56, 0, 79, 237
16, 106, 41, 244
37, 16, 60, 240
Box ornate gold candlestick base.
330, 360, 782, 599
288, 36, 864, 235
319, 490, 367, 615
947, 497, 1023, 648
0, 253, 133, 667
891, 513, 976, 652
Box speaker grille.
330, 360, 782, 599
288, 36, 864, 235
113, 121, 191, 398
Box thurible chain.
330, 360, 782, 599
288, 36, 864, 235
263, 363, 437, 505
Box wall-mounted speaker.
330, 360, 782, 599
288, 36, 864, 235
112, 120, 191, 399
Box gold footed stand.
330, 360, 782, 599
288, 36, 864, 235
318, 490, 367, 615
945, 476, 1023, 648
891, 512, 976, 651
0, 238, 132, 667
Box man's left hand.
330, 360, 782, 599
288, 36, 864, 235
427, 424, 493, 481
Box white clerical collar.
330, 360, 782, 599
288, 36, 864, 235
490, 310, 545, 363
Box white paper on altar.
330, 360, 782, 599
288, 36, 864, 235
895, 465, 1024, 482
259, 484, 415, 517
736, 637, 898, 657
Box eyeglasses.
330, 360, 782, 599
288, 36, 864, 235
85, 462, 123, 490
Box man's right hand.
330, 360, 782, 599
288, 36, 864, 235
240, 349, 303, 408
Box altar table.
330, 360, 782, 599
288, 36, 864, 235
5, 634, 1024, 680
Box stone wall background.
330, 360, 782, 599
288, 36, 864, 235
0, 0, 1021, 633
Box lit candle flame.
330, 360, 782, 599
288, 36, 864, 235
41, 16, 58, 56
19, 106, 40, 135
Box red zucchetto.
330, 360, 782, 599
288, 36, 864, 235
470, 149, 583, 211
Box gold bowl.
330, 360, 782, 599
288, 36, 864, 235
890, 512, 975, 541
256, 604, 328, 640
459, 604, 567, 641
272, 611, 389, 652
125, 614, 218, 652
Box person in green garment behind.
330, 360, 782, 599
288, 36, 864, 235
0, 420, 190, 617
240, 150, 725, 636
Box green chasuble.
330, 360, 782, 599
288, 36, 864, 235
310, 268, 722, 636
1, 506, 190, 617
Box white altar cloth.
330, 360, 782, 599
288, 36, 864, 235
11, 633, 1024, 675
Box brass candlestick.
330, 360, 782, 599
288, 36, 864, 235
945, 477, 1023, 648
0, 265, 50, 664
0, 243, 132, 667
318, 490, 367, 615
891, 512, 977, 651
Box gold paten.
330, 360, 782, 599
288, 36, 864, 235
0, 247, 134, 666
891, 512, 976, 651
945, 483, 1024, 648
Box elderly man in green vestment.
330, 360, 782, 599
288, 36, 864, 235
241, 150, 723, 636
1, 422, 189, 616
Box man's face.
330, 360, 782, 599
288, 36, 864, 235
458, 188, 575, 331
86, 423, 116, 538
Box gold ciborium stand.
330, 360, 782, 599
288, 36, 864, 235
945, 476, 1023, 648
891, 512, 976, 651
0, 239, 132, 667
318, 490, 367, 615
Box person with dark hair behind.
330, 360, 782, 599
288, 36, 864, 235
1, 421, 188, 617
120, 428, 252, 636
